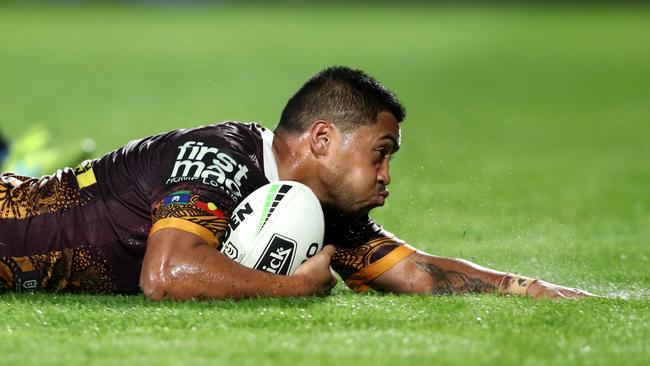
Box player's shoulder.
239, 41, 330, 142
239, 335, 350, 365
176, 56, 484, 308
165, 121, 270, 169
121, 121, 270, 164
98, 121, 270, 169
150, 121, 273, 204
175, 121, 267, 139
165, 121, 268, 149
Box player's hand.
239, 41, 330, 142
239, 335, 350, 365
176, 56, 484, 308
293, 245, 337, 296
527, 279, 597, 299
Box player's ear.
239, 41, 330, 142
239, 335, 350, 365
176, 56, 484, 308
309, 120, 333, 157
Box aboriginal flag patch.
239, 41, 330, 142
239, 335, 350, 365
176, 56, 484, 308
196, 198, 225, 219
163, 191, 191, 205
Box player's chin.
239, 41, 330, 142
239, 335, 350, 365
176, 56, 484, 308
369, 193, 387, 208
341, 197, 385, 219
357, 201, 384, 217
344, 205, 371, 220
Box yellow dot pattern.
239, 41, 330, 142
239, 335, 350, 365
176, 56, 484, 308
0, 170, 89, 220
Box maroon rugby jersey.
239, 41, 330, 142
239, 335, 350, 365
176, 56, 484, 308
0, 122, 414, 294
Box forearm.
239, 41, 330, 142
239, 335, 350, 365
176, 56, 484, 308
406, 253, 506, 295
143, 245, 309, 300
412, 254, 594, 298
141, 230, 313, 300
373, 250, 594, 298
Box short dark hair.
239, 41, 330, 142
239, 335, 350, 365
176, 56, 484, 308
276, 66, 406, 133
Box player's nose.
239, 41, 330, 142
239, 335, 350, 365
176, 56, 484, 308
378, 159, 391, 186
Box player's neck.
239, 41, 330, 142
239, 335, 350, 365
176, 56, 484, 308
272, 132, 306, 181
272, 132, 326, 201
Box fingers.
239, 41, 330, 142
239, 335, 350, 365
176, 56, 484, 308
319, 244, 336, 258
554, 291, 568, 299
561, 288, 597, 299
546, 287, 598, 299
329, 268, 338, 287
293, 244, 336, 296
529, 281, 597, 299
317, 271, 338, 296
308, 245, 335, 266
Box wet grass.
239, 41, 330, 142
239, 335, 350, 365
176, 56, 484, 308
1, 292, 648, 366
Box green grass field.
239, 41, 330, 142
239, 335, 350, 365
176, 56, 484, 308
1, 3, 649, 365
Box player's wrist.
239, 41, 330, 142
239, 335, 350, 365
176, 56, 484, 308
498, 273, 539, 297
288, 273, 314, 296
290, 271, 335, 297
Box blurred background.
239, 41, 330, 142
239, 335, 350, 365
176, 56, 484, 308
1, 0, 649, 293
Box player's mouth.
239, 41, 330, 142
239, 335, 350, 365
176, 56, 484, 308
377, 190, 389, 205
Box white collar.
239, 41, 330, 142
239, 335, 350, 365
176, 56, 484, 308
261, 128, 279, 182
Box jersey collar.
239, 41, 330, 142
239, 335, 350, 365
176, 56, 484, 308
261, 128, 279, 182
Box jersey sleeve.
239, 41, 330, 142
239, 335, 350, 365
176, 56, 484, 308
149, 190, 230, 247
326, 212, 416, 292
146, 123, 268, 248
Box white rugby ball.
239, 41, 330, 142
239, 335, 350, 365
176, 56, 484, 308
220, 181, 324, 275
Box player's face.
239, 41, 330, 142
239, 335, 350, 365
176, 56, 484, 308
322, 111, 401, 218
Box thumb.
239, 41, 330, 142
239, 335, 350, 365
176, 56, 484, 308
303, 244, 335, 268
318, 244, 336, 259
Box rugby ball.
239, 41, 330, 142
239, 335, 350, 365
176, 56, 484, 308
220, 181, 324, 275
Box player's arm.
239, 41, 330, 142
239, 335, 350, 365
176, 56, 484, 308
370, 249, 596, 299
140, 228, 336, 301
329, 218, 594, 299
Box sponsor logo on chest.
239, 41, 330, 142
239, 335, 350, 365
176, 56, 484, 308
166, 141, 249, 198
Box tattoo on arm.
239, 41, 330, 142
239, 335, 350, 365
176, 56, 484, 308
414, 261, 497, 295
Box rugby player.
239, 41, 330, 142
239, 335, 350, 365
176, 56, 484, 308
0, 66, 594, 299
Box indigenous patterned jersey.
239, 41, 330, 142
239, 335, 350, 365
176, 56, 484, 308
0, 122, 414, 294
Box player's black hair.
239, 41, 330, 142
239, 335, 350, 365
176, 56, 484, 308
276, 66, 406, 133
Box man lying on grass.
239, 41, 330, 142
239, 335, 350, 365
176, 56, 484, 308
0, 66, 594, 299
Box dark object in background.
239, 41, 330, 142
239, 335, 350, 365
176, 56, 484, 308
0, 131, 8, 167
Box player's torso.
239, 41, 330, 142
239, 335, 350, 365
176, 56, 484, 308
0, 122, 272, 294
1, 121, 398, 295
90, 122, 273, 253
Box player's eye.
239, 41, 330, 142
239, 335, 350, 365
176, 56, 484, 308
370, 151, 379, 164
373, 148, 390, 163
